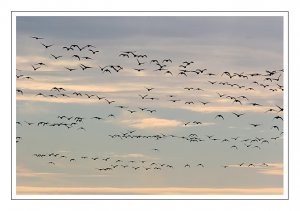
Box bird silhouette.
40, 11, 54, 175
31, 65, 40, 71
165, 70, 173, 75
250, 123, 262, 127
273, 116, 283, 120
231, 145, 238, 150
276, 105, 283, 112
208, 81, 217, 85
145, 87, 154, 91
136, 59, 145, 65
72, 55, 81, 60
89, 49, 99, 54
85, 94, 95, 98
217, 92, 226, 97
119, 53, 129, 58
249, 103, 262, 106
31, 36, 44, 40
16, 89, 23, 95
82, 56, 92, 60
271, 125, 280, 130
63, 46, 74, 51
169, 99, 181, 103
215, 114, 224, 120
139, 94, 148, 99
162, 59, 172, 63
105, 99, 115, 104
41, 43, 53, 48
50, 54, 62, 59
80, 64, 92, 70
200, 101, 210, 105
232, 112, 245, 117
65, 67, 76, 71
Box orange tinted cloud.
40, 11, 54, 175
227, 162, 283, 176
257, 163, 283, 176
121, 117, 182, 129
16, 165, 109, 179
16, 186, 283, 195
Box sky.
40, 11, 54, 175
15, 15, 284, 196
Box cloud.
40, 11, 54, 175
16, 165, 109, 179
16, 186, 283, 195
121, 117, 182, 129
227, 162, 283, 176
182, 105, 273, 113
256, 163, 283, 176
17, 165, 61, 178
120, 153, 146, 158
16, 80, 137, 93
258, 169, 283, 176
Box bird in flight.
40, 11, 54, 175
136, 59, 145, 66
16, 89, 23, 95
232, 112, 245, 117
31, 36, 44, 40
271, 125, 280, 130
163, 59, 172, 63
217, 92, 226, 98
134, 68, 144, 72
89, 49, 99, 54
276, 105, 283, 113
41, 43, 53, 48
138, 94, 148, 99
230, 145, 238, 150
63, 46, 74, 51
80, 64, 92, 70
31, 65, 40, 71
215, 114, 224, 120
65, 67, 76, 71
145, 87, 154, 91
165, 70, 173, 75
85, 94, 95, 98
200, 101, 210, 106
72, 55, 81, 60
119, 53, 129, 58
249, 103, 262, 106
105, 99, 115, 104
50, 54, 62, 59
250, 123, 262, 127
273, 116, 283, 120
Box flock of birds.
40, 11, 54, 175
31, 149, 271, 171
16, 36, 284, 176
